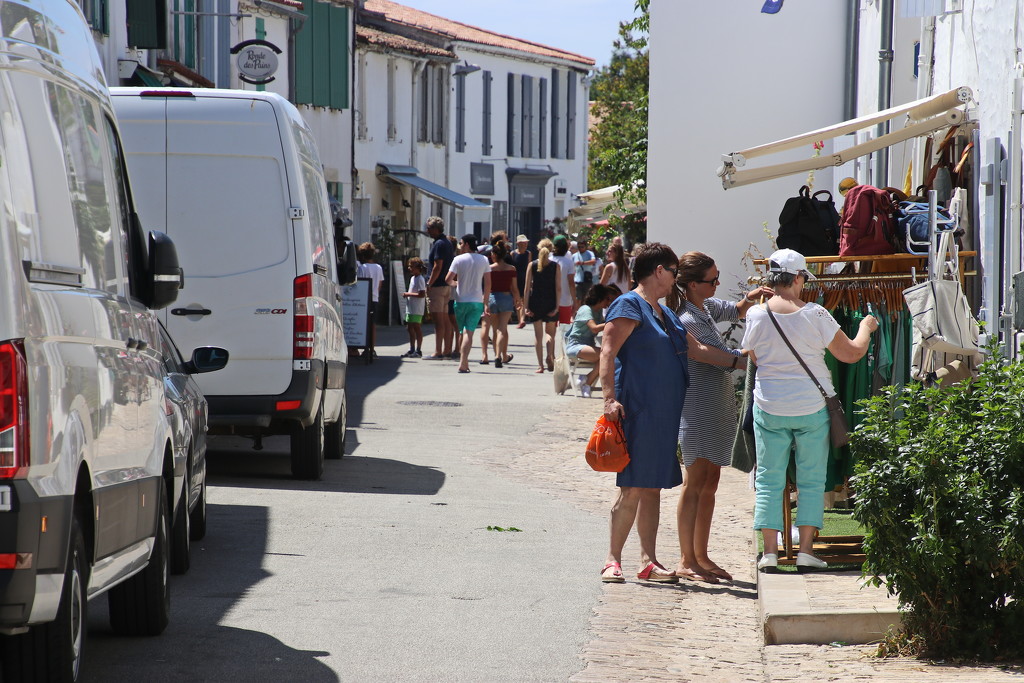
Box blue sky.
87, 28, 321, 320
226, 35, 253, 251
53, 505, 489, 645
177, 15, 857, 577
392, 0, 640, 68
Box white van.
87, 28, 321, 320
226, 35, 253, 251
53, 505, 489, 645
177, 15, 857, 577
0, 1, 184, 680
110, 88, 348, 480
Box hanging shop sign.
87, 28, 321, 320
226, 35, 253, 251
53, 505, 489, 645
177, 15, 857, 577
231, 39, 282, 85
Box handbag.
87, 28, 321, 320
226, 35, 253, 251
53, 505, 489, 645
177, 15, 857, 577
585, 415, 631, 472
765, 306, 851, 448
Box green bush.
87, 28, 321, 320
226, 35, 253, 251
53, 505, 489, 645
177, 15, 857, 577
851, 350, 1024, 660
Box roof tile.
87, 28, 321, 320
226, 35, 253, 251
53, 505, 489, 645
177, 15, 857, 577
357, 25, 456, 59
362, 0, 594, 67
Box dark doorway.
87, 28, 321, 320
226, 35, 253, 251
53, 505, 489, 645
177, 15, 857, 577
512, 207, 542, 242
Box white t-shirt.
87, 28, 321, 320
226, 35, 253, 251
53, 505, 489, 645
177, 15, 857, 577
741, 302, 841, 417
551, 254, 574, 306
407, 274, 426, 316
449, 252, 490, 303
603, 262, 631, 293
357, 262, 385, 303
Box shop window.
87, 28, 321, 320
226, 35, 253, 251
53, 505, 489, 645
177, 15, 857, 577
78, 0, 108, 34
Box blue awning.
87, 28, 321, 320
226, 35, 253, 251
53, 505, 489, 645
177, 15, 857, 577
377, 164, 488, 209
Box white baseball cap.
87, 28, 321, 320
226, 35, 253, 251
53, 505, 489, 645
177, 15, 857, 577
768, 248, 816, 279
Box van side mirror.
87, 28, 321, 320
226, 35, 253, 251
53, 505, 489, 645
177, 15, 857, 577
147, 230, 183, 310
337, 239, 358, 286
184, 347, 229, 374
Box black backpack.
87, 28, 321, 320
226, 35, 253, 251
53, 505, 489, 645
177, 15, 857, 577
777, 185, 840, 256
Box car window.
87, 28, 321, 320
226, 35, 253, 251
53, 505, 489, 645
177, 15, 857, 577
158, 324, 186, 374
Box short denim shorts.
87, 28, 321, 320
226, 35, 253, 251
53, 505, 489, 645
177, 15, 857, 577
488, 292, 515, 313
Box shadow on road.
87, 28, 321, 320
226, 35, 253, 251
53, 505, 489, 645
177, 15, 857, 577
80, 504, 338, 682
207, 438, 445, 496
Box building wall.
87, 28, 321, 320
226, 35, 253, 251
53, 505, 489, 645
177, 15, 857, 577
647, 1, 849, 288
447, 46, 589, 241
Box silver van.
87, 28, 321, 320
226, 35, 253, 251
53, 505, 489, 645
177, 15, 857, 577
0, 1, 184, 681
111, 88, 349, 480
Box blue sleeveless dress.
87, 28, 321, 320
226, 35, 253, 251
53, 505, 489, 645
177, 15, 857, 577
607, 291, 690, 489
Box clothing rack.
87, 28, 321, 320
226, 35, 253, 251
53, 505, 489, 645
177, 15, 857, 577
751, 251, 977, 287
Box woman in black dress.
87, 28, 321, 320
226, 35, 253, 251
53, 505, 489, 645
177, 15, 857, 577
522, 238, 561, 373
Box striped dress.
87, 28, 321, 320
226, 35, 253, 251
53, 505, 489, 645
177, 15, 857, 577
678, 298, 742, 468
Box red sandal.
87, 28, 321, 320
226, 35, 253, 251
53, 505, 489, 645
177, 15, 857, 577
636, 561, 679, 583
601, 562, 625, 583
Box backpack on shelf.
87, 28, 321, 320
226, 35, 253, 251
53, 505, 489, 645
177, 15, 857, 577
838, 184, 899, 256
777, 185, 840, 256
895, 201, 956, 255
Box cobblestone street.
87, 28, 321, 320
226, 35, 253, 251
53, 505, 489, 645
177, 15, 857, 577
479, 392, 1024, 681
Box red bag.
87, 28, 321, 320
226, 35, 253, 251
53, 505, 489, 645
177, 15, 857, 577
838, 184, 898, 256
585, 416, 631, 472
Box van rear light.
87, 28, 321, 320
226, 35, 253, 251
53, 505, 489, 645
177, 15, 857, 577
0, 340, 29, 480
276, 400, 302, 412
293, 274, 314, 360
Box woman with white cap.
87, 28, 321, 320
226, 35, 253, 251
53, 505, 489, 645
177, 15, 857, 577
741, 248, 877, 573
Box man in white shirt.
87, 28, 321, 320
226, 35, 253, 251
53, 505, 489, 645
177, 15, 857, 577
446, 234, 491, 373
550, 234, 578, 321
572, 237, 597, 302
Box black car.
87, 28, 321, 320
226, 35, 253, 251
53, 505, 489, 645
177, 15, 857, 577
156, 322, 228, 574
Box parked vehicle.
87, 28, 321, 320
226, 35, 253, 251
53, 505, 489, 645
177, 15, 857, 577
111, 88, 349, 480
0, 2, 184, 680
155, 323, 228, 575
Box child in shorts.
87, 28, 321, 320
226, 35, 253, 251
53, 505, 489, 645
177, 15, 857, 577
401, 257, 427, 357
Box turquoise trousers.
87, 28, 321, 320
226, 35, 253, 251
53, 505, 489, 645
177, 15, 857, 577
752, 405, 830, 532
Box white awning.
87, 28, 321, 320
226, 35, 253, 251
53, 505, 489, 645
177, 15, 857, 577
568, 185, 645, 228
717, 86, 973, 190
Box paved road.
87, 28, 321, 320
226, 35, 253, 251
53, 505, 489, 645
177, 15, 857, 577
80, 326, 603, 682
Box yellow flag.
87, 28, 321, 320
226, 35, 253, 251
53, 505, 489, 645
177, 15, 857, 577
903, 160, 913, 196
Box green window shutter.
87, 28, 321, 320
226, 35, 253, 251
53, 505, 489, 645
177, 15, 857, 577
328, 7, 349, 109
311, 2, 330, 107
294, 4, 314, 104
126, 0, 167, 49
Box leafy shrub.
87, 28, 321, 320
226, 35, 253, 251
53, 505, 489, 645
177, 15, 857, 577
851, 350, 1024, 660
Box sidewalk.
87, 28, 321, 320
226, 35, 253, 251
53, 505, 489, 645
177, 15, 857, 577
372, 323, 1023, 680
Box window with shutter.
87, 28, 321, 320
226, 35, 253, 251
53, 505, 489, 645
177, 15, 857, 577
455, 72, 466, 152
79, 0, 109, 34
550, 69, 562, 159
482, 71, 492, 156
294, 3, 350, 109
566, 71, 577, 160
507, 74, 520, 157
521, 75, 533, 158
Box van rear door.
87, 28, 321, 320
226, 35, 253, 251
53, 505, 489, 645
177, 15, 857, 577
161, 96, 295, 397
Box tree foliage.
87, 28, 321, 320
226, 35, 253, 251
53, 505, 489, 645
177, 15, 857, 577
588, 0, 649, 224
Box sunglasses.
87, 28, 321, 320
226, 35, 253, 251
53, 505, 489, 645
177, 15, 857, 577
662, 265, 678, 276
696, 277, 721, 285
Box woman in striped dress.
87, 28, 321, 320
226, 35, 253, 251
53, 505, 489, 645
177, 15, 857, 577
673, 252, 771, 582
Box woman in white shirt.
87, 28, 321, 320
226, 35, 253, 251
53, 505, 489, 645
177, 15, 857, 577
741, 249, 877, 574
600, 243, 631, 293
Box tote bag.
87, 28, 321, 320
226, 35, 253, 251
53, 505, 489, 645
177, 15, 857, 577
903, 278, 979, 356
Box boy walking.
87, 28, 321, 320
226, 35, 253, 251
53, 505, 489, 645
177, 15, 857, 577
446, 234, 491, 373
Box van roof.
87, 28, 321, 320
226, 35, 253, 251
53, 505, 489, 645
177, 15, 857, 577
110, 87, 289, 105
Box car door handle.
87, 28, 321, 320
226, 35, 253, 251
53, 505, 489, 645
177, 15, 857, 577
171, 308, 212, 316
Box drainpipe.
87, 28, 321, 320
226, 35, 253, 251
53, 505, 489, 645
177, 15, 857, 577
350, 1, 360, 213
843, 0, 860, 121
874, 0, 895, 186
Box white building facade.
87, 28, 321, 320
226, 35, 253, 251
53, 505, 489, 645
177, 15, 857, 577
351, 0, 593, 248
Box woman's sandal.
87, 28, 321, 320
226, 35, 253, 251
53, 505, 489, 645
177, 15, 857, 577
701, 565, 733, 582
601, 562, 625, 583
675, 567, 719, 584
637, 561, 679, 584
503, 354, 514, 363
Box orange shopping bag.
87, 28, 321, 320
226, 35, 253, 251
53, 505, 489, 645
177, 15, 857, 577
585, 415, 631, 472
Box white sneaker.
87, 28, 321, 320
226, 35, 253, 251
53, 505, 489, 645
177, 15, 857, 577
796, 552, 828, 572
757, 553, 778, 573
580, 382, 592, 398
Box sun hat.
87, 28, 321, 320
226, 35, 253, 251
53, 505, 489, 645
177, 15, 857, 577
516, 234, 529, 243
838, 177, 858, 196
767, 248, 816, 279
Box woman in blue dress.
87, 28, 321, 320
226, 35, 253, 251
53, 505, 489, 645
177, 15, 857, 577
598, 243, 746, 583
